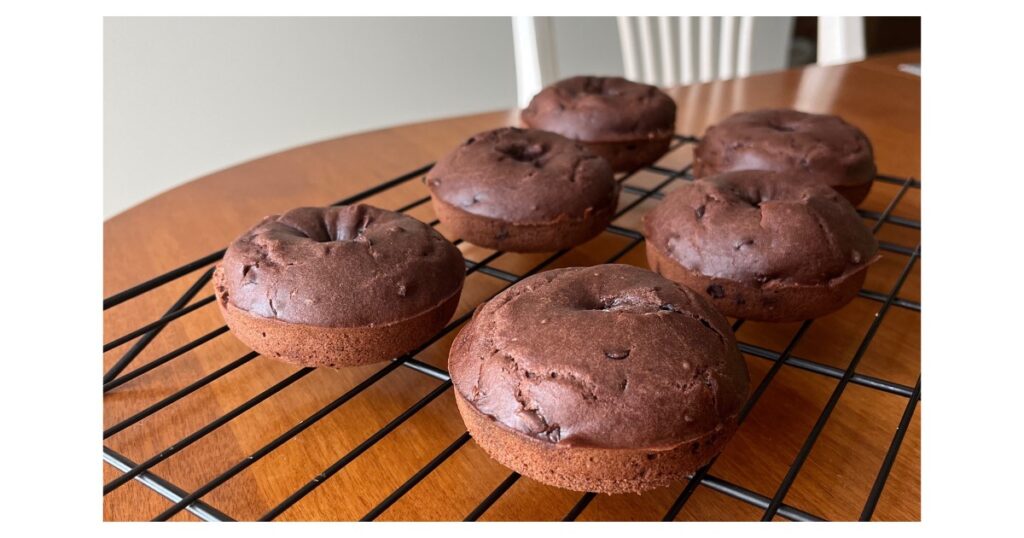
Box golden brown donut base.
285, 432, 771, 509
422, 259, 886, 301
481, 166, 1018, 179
214, 266, 462, 367
579, 136, 673, 173
432, 194, 617, 253
645, 242, 871, 322
455, 390, 737, 494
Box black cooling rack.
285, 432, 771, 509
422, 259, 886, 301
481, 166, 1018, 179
102, 135, 921, 522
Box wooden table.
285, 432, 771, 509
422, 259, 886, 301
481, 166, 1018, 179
103, 50, 921, 521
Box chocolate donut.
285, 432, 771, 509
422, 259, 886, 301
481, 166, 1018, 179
521, 76, 677, 172
693, 109, 877, 205
426, 127, 618, 252
213, 205, 465, 367
643, 171, 879, 322
449, 264, 749, 494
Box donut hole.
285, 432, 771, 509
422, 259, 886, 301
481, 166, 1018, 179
590, 294, 656, 313
332, 220, 372, 242
573, 286, 676, 315
599, 296, 639, 310
581, 77, 619, 96
737, 191, 767, 208
313, 217, 372, 243
766, 122, 797, 133
495, 141, 549, 163
730, 185, 773, 208
276, 207, 376, 244
604, 349, 631, 360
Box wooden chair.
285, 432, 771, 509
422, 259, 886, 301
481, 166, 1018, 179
512, 16, 866, 107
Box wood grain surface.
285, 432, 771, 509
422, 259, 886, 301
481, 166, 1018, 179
103, 50, 921, 522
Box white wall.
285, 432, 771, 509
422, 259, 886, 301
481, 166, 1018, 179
104, 17, 519, 218
104, 17, 792, 219
552, 17, 626, 77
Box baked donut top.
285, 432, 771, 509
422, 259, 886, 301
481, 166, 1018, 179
521, 76, 677, 143
426, 127, 617, 223
218, 205, 465, 327
449, 264, 748, 450
643, 171, 879, 287
693, 109, 875, 188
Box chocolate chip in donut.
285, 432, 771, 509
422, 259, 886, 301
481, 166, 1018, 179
427, 127, 619, 252
693, 109, 877, 205
643, 170, 880, 322
214, 204, 465, 367
521, 76, 677, 172
449, 264, 749, 494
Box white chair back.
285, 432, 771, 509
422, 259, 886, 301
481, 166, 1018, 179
512, 17, 559, 109
511, 16, 865, 107
816, 16, 867, 66
617, 16, 777, 86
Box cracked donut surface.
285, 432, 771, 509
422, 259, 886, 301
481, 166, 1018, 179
643, 170, 880, 321
521, 76, 676, 143
449, 264, 748, 451
693, 109, 877, 205
213, 205, 465, 367
426, 127, 618, 252
521, 76, 677, 172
